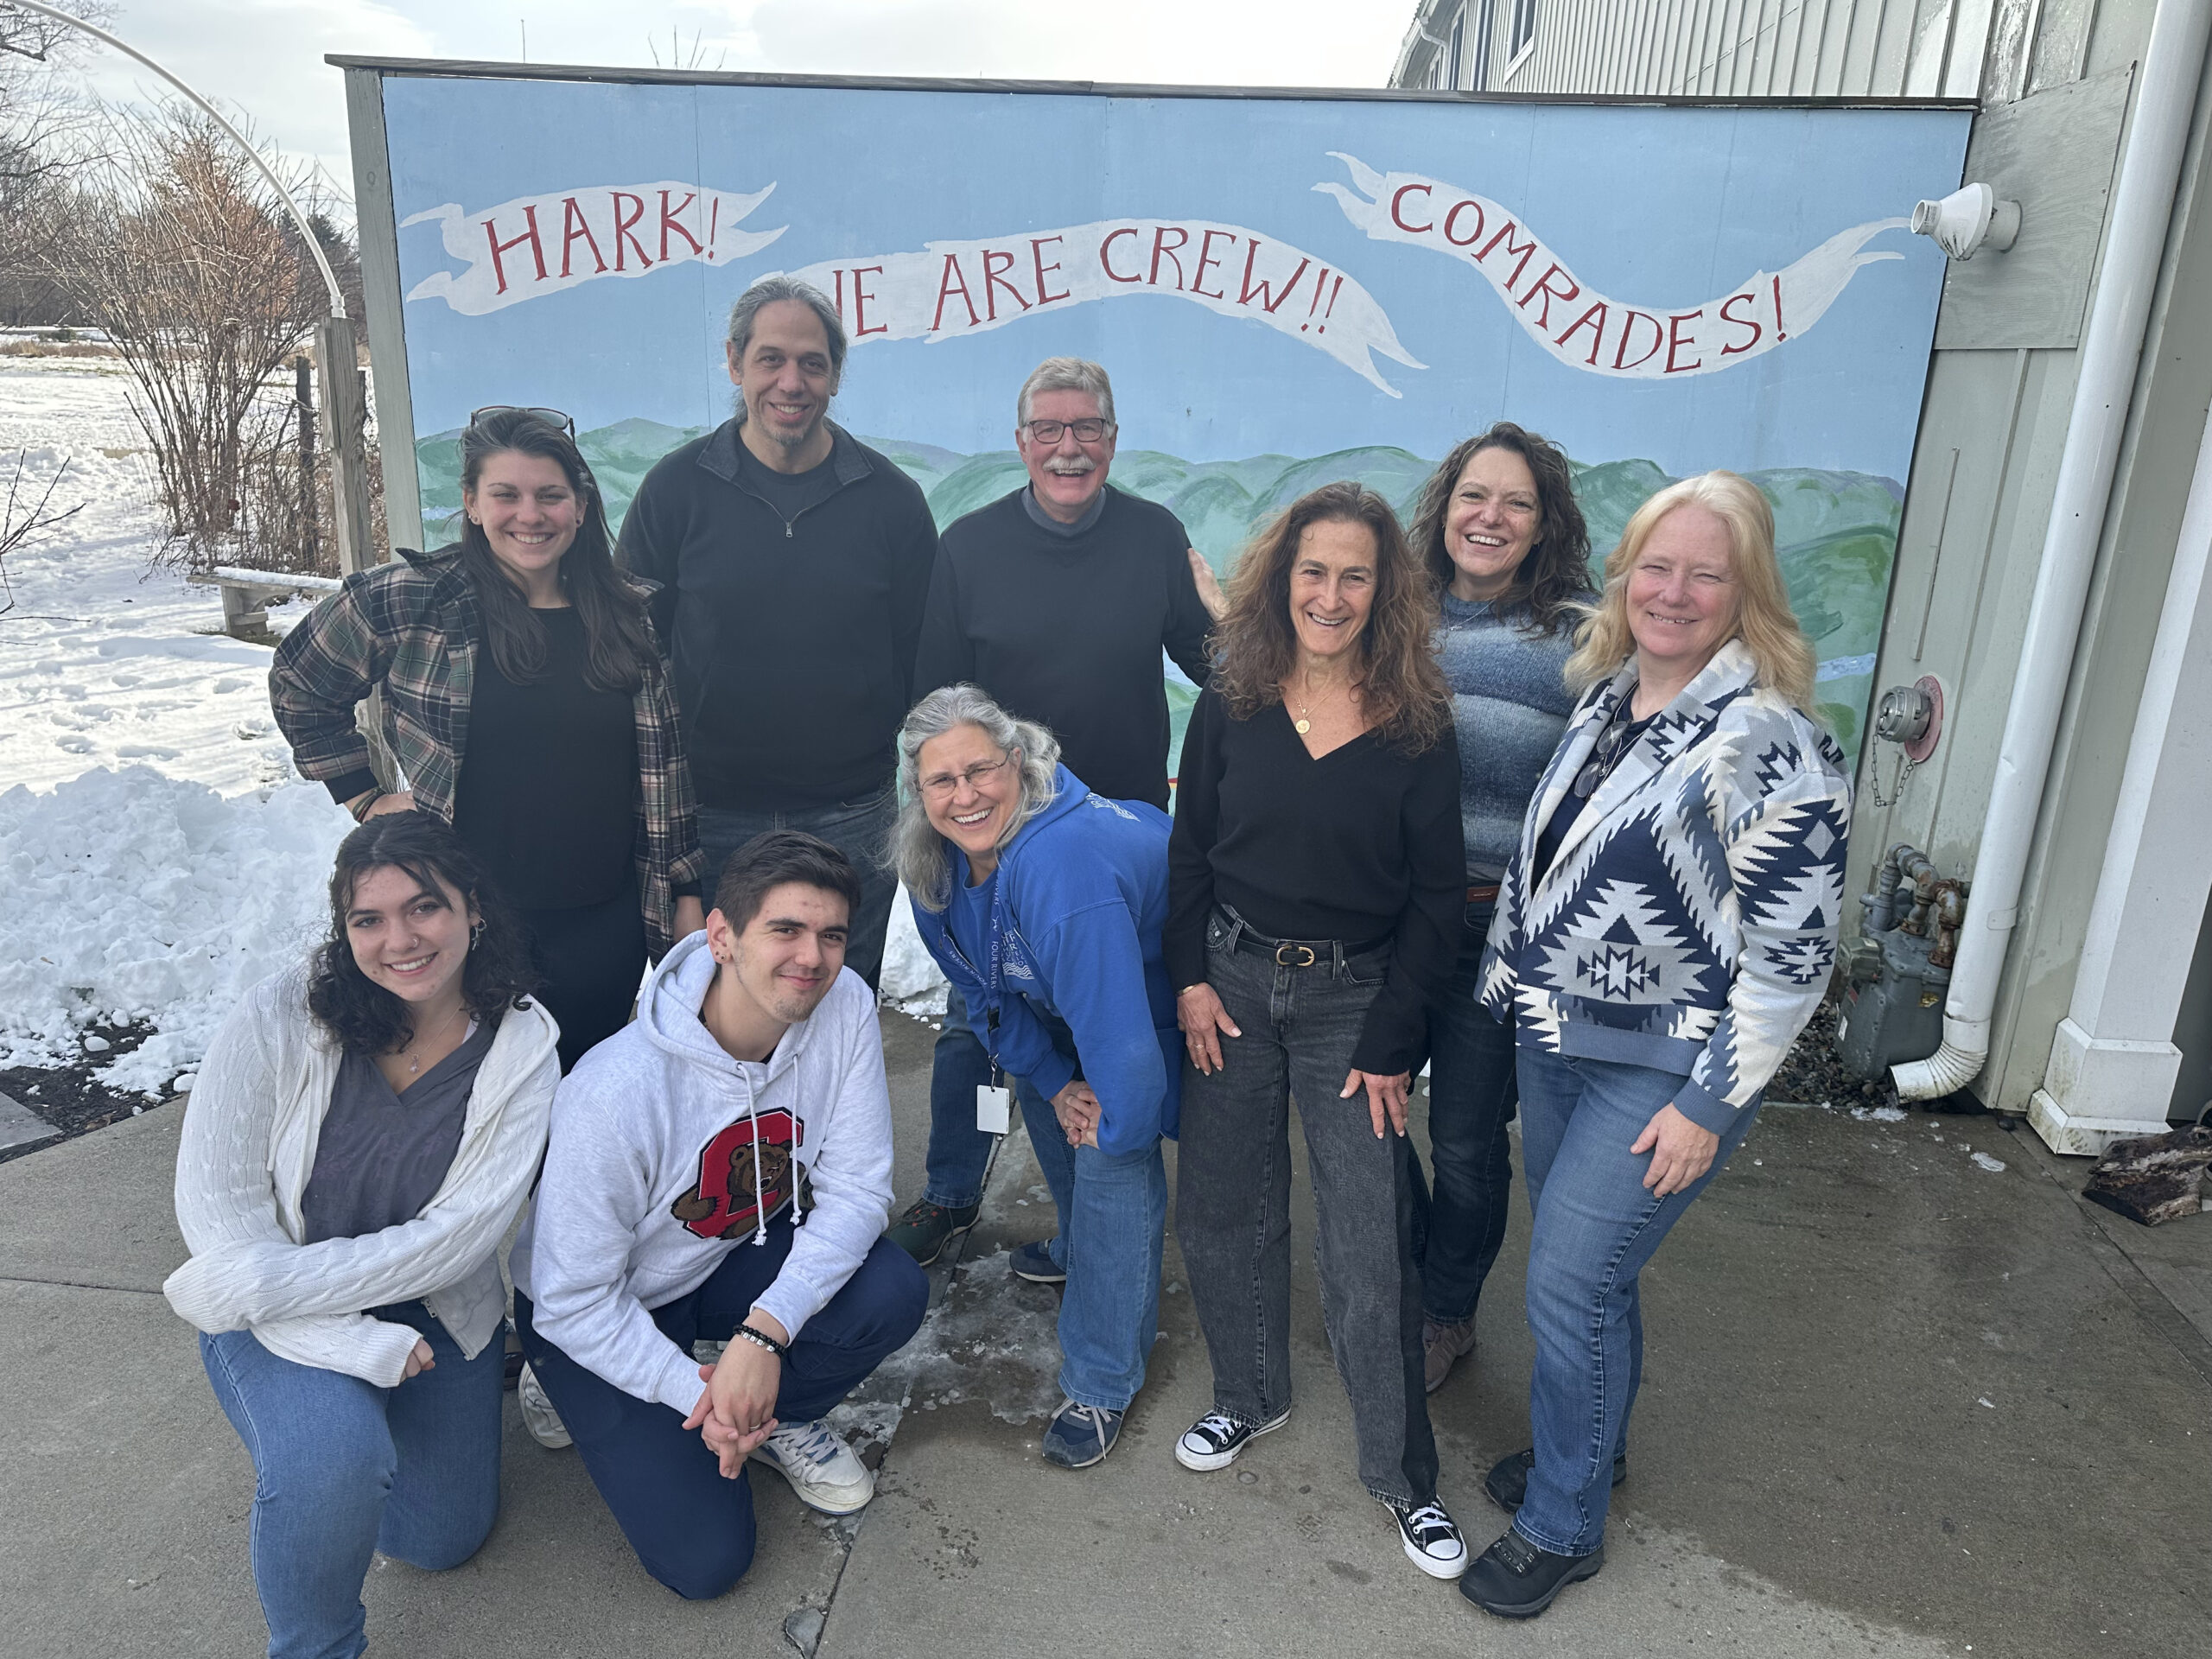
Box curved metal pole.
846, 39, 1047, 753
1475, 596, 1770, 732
7, 0, 346, 317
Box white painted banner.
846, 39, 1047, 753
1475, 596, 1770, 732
1316, 153, 1909, 380
775, 218, 1424, 396
402, 181, 787, 315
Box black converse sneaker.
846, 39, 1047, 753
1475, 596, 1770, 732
1382, 1494, 1469, 1579
1173, 1407, 1291, 1471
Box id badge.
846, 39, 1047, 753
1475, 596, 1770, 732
976, 1084, 1013, 1135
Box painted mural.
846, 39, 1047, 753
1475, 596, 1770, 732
372, 73, 1970, 762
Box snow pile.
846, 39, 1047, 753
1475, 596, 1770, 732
0, 766, 352, 1093
880, 886, 948, 1015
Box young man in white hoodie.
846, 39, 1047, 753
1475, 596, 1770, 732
510, 830, 928, 1599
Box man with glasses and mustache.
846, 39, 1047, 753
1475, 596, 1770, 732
886, 357, 1216, 1268
619, 276, 939, 988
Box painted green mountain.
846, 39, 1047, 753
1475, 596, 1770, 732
415, 420, 1897, 759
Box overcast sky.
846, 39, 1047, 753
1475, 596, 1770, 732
76, 2, 1416, 195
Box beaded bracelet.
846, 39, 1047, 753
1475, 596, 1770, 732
733, 1322, 788, 1359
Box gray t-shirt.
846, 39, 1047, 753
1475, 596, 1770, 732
1020, 483, 1108, 537
302, 1020, 497, 1244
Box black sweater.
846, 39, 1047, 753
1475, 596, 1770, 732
452, 606, 638, 910
617, 422, 939, 809
1166, 685, 1464, 1074
912, 486, 1214, 810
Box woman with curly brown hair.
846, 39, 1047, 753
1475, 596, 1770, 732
164, 810, 558, 1659
1166, 480, 1467, 1580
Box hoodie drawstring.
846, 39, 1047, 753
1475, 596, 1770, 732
749, 1085, 767, 1247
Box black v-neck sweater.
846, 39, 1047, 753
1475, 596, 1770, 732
913, 486, 1214, 810
1166, 684, 1464, 1073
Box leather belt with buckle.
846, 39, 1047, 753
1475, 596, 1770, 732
1230, 928, 1386, 967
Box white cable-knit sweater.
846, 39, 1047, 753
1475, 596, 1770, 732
164, 963, 559, 1387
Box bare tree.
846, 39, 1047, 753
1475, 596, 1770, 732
0, 448, 84, 615
646, 27, 728, 71
43, 100, 336, 569
0, 3, 112, 325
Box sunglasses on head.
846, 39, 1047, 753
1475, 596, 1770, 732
467, 405, 576, 437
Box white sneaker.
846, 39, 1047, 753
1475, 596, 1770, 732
516, 1361, 571, 1449
747, 1419, 875, 1515
1173, 1407, 1290, 1472
1383, 1494, 1468, 1580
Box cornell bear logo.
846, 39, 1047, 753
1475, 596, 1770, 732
671, 1109, 803, 1238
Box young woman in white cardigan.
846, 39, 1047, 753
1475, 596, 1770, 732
164, 810, 558, 1659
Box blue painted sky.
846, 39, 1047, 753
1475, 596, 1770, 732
385, 77, 1968, 480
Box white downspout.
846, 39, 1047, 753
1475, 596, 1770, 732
1894, 0, 2212, 1100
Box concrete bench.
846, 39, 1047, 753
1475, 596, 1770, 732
188, 564, 343, 638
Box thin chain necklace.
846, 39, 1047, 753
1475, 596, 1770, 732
1292, 664, 1353, 736
398, 1002, 467, 1075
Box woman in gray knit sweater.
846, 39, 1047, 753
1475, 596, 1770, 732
1405, 422, 1593, 1394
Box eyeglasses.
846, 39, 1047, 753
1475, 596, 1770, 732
468, 405, 576, 437
919, 756, 1011, 799
1572, 709, 1643, 798
1023, 418, 1113, 445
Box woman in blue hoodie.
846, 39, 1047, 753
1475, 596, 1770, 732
893, 683, 1179, 1471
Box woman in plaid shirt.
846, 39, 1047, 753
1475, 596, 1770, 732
271, 408, 707, 1072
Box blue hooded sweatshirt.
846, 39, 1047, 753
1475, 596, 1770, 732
909, 765, 1179, 1155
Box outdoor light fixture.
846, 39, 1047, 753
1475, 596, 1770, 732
1910, 182, 2022, 260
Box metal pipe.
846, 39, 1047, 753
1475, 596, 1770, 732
1896, 0, 2212, 1100
8, 0, 348, 319
1867, 842, 1920, 931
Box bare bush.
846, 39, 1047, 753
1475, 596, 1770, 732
0, 447, 86, 614
41, 100, 346, 572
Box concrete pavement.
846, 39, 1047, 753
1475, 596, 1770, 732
1, 1008, 2204, 1658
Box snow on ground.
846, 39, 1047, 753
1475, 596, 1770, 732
0, 357, 316, 798
0, 359, 350, 1090
0, 766, 351, 1093
883, 894, 950, 1014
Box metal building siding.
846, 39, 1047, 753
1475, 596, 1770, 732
1392, 0, 2014, 98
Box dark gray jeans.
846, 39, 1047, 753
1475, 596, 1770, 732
1174, 908, 1439, 1506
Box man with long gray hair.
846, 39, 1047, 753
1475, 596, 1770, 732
619, 276, 939, 987
888, 356, 1216, 1265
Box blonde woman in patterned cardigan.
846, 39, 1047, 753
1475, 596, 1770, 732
165, 812, 557, 1659
1460, 471, 1852, 1619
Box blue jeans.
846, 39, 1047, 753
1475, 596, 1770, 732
1175, 912, 1437, 1505
1512, 1046, 1760, 1557
989, 1001, 1167, 1412
1411, 902, 1518, 1324
697, 783, 897, 989
199, 1302, 503, 1659
921, 983, 998, 1210
513, 1215, 927, 1599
